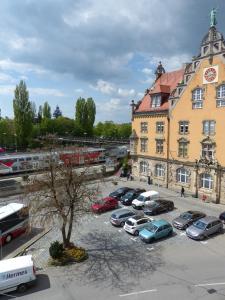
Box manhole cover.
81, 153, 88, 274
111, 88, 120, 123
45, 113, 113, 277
207, 288, 216, 294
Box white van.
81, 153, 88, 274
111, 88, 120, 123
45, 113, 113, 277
132, 191, 159, 209
0, 255, 36, 294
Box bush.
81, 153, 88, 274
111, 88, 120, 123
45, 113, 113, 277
49, 241, 64, 259
65, 246, 88, 262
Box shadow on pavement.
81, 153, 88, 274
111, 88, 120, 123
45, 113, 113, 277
0, 274, 50, 299
1, 227, 44, 259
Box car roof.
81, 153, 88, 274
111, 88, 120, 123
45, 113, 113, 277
139, 190, 159, 197
103, 197, 116, 201
129, 215, 148, 222
152, 219, 170, 227
197, 216, 220, 223
184, 210, 204, 215
113, 208, 134, 216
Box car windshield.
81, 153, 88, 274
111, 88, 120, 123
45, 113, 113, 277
124, 192, 133, 199
180, 212, 192, 220
95, 200, 105, 205
137, 195, 146, 202
116, 188, 125, 193
193, 220, 206, 230
145, 223, 158, 233
126, 220, 135, 226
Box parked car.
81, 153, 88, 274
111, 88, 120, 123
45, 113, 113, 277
172, 211, 206, 230
109, 187, 133, 200
143, 199, 174, 215
139, 219, 173, 243
186, 216, 223, 240
132, 191, 159, 209
219, 211, 225, 223
110, 209, 136, 226
124, 215, 153, 236
120, 188, 146, 206
91, 197, 119, 213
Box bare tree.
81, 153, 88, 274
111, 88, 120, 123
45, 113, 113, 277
26, 152, 102, 248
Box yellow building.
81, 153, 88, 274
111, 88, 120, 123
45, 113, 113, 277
131, 19, 225, 204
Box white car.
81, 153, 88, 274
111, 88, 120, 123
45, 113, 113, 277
124, 215, 153, 236
132, 190, 159, 209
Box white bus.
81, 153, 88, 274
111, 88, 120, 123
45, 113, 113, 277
0, 203, 29, 246
0, 255, 36, 294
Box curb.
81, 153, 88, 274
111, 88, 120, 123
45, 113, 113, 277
4, 228, 52, 259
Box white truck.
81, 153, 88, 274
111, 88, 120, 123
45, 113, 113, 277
0, 255, 36, 294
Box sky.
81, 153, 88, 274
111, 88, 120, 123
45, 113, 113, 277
0, 0, 225, 123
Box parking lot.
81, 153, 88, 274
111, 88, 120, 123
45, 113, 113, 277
2, 178, 225, 299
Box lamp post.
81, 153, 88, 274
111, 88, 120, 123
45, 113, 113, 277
194, 160, 199, 198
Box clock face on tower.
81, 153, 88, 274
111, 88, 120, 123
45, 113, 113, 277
203, 66, 218, 84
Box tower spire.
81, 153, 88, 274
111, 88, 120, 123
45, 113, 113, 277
210, 8, 217, 27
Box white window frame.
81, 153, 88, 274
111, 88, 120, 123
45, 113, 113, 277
200, 173, 213, 189
140, 122, 148, 133
151, 95, 161, 107
216, 85, 225, 107
156, 139, 164, 154
192, 88, 203, 109
201, 143, 214, 159
155, 164, 165, 177
140, 161, 148, 174
140, 138, 148, 152
176, 168, 189, 183
156, 122, 164, 133
203, 120, 215, 135
179, 121, 189, 134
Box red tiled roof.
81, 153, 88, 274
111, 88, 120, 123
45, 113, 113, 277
135, 69, 184, 113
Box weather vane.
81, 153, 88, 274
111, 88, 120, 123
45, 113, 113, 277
210, 8, 217, 27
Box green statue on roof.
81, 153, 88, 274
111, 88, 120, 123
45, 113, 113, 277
210, 8, 217, 27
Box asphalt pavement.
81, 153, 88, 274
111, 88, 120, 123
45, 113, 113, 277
1, 177, 225, 300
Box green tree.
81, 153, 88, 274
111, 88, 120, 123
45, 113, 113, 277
30, 101, 37, 123
43, 101, 51, 119
13, 81, 33, 148
86, 98, 96, 136
0, 118, 16, 149
75, 97, 87, 135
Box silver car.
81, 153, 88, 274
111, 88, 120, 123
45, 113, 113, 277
110, 209, 136, 227
124, 216, 153, 236
186, 216, 223, 240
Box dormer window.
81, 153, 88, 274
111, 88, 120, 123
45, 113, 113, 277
151, 95, 161, 108
216, 84, 225, 107
192, 88, 203, 109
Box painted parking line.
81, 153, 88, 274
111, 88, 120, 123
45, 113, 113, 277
94, 215, 99, 218
200, 241, 208, 244
130, 237, 138, 241
118, 229, 123, 233
179, 232, 186, 236
147, 247, 154, 251
119, 289, 157, 297
194, 282, 225, 287
104, 221, 110, 225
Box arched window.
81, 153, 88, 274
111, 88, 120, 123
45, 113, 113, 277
155, 164, 165, 177
176, 168, 189, 183
192, 88, 203, 109
200, 173, 213, 189
140, 161, 148, 174
216, 85, 225, 107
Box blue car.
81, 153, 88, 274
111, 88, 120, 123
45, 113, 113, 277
139, 219, 173, 243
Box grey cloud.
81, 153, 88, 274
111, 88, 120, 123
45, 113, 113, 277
0, 0, 224, 84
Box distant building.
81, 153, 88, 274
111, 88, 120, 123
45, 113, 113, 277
130, 12, 225, 204
53, 105, 62, 118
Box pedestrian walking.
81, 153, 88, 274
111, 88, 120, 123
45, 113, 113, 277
127, 172, 130, 181
181, 186, 185, 197
148, 176, 151, 185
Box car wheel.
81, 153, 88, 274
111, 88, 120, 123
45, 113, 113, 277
134, 230, 139, 236
5, 234, 12, 243
199, 234, 205, 240
168, 230, 173, 236
169, 206, 173, 211
219, 226, 223, 234
120, 221, 125, 227
17, 284, 27, 293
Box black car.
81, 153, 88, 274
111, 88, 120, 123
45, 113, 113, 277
219, 211, 225, 223
109, 187, 133, 200
143, 199, 174, 216
172, 211, 206, 230
120, 188, 146, 205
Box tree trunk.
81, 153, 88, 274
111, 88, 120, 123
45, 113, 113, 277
66, 207, 74, 247
61, 224, 67, 248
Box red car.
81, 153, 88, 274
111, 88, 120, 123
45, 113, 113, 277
91, 197, 119, 213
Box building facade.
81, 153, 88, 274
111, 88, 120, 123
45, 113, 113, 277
130, 18, 225, 204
